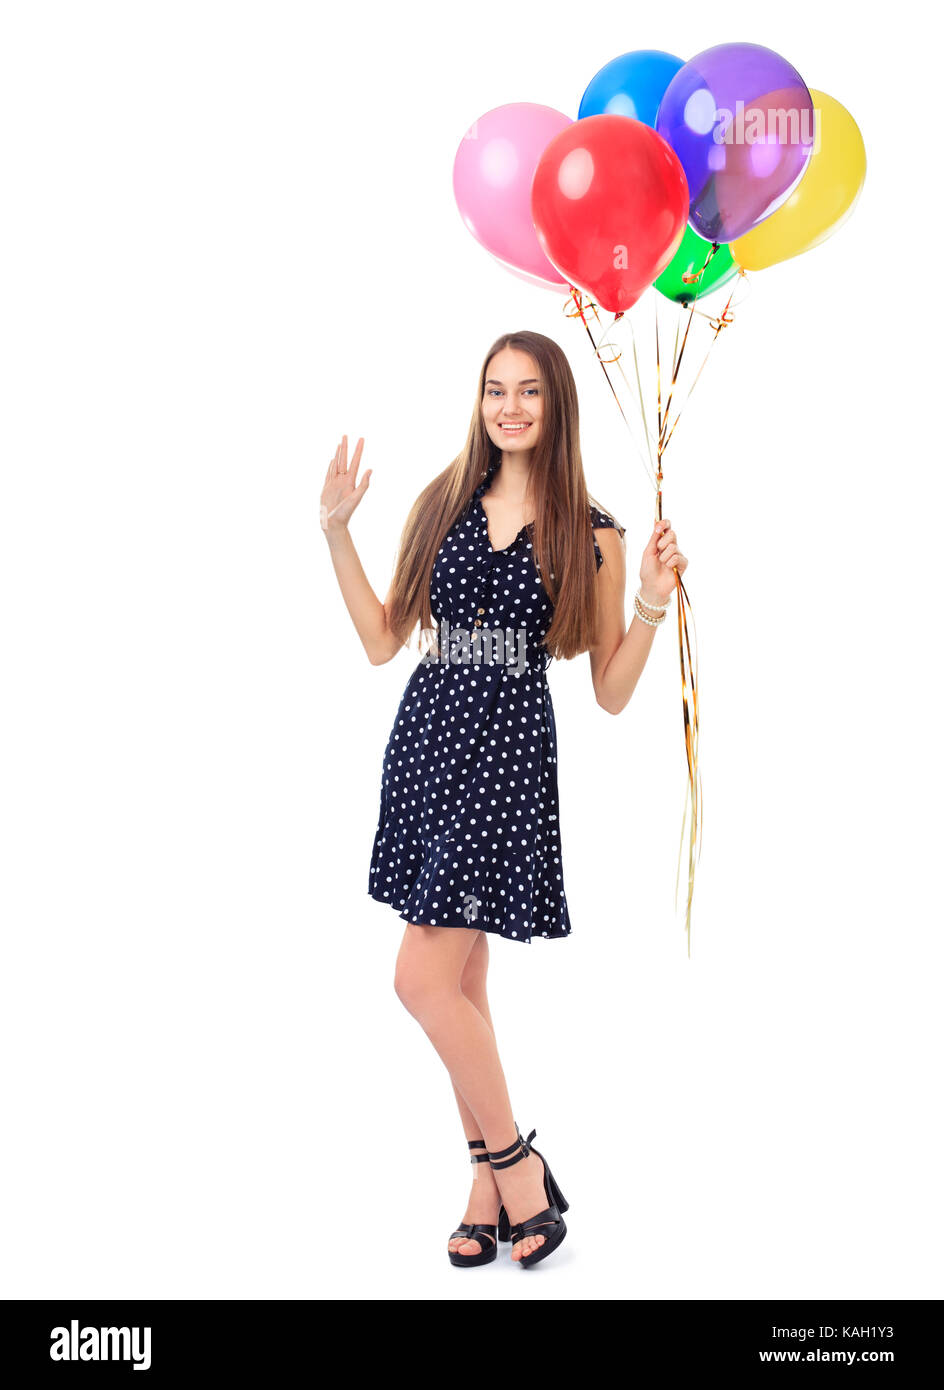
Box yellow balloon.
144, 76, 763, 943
730, 90, 866, 271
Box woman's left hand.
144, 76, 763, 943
639, 518, 688, 606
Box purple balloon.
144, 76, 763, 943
656, 42, 815, 243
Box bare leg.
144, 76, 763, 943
394, 923, 553, 1262
446, 933, 504, 1256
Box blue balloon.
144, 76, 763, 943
578, 49, 686, 129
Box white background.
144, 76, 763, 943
1, 0, 940, 1301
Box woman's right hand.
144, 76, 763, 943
320, 434, 372, 534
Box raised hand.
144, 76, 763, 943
321, 435, 372, 533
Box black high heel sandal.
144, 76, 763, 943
447, 1138, 511, 1268
488, 1124, 569, 1268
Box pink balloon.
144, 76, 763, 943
453, 103, 573, 286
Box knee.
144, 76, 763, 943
393, 961, 450, 1022
393, 960, 426, 1018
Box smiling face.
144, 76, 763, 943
481, 347, 544, 454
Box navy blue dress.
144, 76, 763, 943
367, 458, 620, 944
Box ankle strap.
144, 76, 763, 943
467, 1139, 486, 1150
488, 1126, 537, 1170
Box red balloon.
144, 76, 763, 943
531, 114, 690, 312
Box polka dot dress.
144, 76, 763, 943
368, 457, 620, 944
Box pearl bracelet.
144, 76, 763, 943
635, 587, 671, 612
634, 594, 666, 626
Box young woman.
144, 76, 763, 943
321, 330, 687, 1270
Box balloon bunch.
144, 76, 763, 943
454, 43, 865, 302
453, 44, 866, 952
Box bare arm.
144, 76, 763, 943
588, 519, 687, 715
321, 435, 403, 666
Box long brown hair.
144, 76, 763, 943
386, 330, 624, 660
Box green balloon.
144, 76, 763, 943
655, 225, 738, 305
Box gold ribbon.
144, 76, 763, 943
562, 255, 749, 954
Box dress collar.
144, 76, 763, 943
472, 456, 538, 556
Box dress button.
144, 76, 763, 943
473, 618, 482, 628
477, 608, 485, 615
